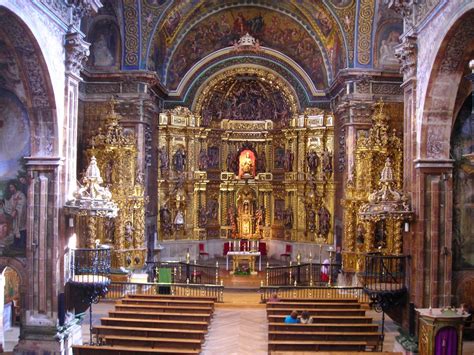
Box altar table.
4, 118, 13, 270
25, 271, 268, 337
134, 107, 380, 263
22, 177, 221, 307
226, 251, 262, 273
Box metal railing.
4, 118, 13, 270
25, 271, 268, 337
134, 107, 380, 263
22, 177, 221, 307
146, 261, 220, 285
69, 247, 111, 285
260, 285, 370, 303
265, 262, 342, 286
104, 281, 224, 302
362, 254, 407, 293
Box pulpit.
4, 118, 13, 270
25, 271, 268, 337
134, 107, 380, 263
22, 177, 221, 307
416, 308, 468, 355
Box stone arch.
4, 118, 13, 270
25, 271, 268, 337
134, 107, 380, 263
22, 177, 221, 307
0, 258, 28, 320
0, 6, 57, 157
419, 7, 474, 160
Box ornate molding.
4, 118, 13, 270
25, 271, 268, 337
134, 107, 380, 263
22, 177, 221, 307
65, 31, 91, 77
386, 0, 413, 18
68, 0, 103, 25
395, 35, 417, 79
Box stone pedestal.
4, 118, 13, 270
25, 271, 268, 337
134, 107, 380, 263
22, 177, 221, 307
14, 318, 82, 355
416, 308, 467, 355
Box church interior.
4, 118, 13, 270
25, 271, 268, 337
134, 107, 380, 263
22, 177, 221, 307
0, 0, 474, 354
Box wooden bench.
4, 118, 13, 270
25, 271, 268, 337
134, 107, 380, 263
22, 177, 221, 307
268, 315, 373, 324
109, 310, 211, 323
268, 330, 381, 343
119, 298, 215, 309
98, 335, 202, 350
267, 298, 359, 303
268, 339, 368, 352
268, 322, 379, 332
115, 303, 214, 314
266, 308, 366, 316
100, 317, 209, 331
94, 325, 206, 340
73, 345, 200, 354
125, 294, 217, 302
266, 301, 361, 309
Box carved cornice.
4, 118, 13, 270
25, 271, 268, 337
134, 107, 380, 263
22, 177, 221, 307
68, 0, 103, 23
395, 35, 417, 80
387, 0, 413, 18
65, 31, 91, 77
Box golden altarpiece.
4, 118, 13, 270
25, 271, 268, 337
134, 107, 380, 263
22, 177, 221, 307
75, 101, 147, 268
156, 85, 336, 245
341, 101, 409, 272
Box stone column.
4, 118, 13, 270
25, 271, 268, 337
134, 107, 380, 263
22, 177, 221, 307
64, 30, 90, 199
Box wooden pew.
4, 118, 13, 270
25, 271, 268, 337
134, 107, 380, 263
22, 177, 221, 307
119, 298, 215, 309
266, 301, 361, 309
268, 330, 381, 343
266, 308, 366, 316
268, 339, 368, 352
108, 310, 211, 323
100, 317, 209, 331
99, 335, 202, 350
268, 298, 359, 303
73, 344, 200, 354
268, 315, 373, 324
94, 325, 206, 340
268, 322, 379, 332
114, 303, 213, 314
125, 294, 217, 302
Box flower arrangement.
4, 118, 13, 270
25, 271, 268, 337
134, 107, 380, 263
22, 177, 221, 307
233, 265, 251, 275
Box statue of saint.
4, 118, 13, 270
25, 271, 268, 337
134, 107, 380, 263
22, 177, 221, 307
198, 149, 208, 171
307, 150, 319, 173
158, 146, 169, 173
159, 205, 172, 235
198, 206, 208, 228
173, 147, 186, 172
318, 206, 331, 237
240, 151, 254, 177
284, 207, 293, 229
322, 149, 333, 178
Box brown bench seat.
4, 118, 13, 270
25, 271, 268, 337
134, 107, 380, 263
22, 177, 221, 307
93, 325, 206, 340
268, 330, 381, 343
267, 298, 359, 303
115, 303, 213, 314
268, 315, 372, 324
98, 334, 202, 350
267, 302, 361, 309
119, 298, 214, 309
266, 308, 366, 316
73, 345, 200, 354
268, 339, 368, 352
109, 310, 211, 322
126, 294, 217, 302
268, 322, 379, 332
100, 317, 209, 331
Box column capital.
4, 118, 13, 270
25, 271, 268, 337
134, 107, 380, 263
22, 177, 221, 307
65, 31, 90, 78
68, 0, 103, 26
396, 35, 418, 81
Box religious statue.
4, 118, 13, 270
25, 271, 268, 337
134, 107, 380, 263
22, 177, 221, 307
356, 223, 365, 245
237, 187, 256, 237
322, 148, 333, 178
198, 149, 209, 171
307, 208, 316, 233
198, 206, 208, 228
227, 150, 236, 173
174, 209, 184, 229
317, 205, 331, 237
158, 146, 169, 173
284, 207, 293, 229
173, 147, 186, 172
74, 156, 112, 200
124, 221, 134, 247
239, 151, 255, 177
159, 205, 172, 235
227, 205, 237, 236
284, 150, 294, 172
255, 205, 265, 228
307, 150, 319, 173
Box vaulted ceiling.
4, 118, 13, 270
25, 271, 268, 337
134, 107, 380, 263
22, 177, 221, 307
83, 0, 402, 103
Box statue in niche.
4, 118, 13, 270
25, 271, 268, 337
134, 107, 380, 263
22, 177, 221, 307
174, 209, 184, 229
158, 146, 169, 173
307, 208, 316, 233
255, 205, 265, 229
239, 150, 256, 178
237, 187, 256, 237
173, 147, 186, 172
92, 34, 114, 67
318, 206, 331, 237
284, 207, 293, 229
257, 151, 266, 173
198, 206, 208, 228
322, 149, 333, 178
307, 150, 319, 173
284, 150, 294, 172
124, 221, 134, 247
159, 205, 172, 235
227, 150, 238, 173
356, 223, 365, 246
198, 149, 209, 171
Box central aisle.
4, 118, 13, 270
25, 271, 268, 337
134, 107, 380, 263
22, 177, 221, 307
201, 292, 268, 355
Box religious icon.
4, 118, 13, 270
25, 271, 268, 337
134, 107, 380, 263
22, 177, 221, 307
238, 150, 256, 178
